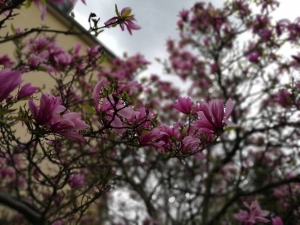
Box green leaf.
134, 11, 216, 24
115, 4, 120, 17
39, 0, 46, 5
17, 97, 31, 101
0, 108, 16, 115
0, 120, 10, 126
285, 84, 291, 89
36, 66, 48, 71
155, 57, 161, 62
99, 56, 106, 64
95, 29, 104, 37
82, 105, 96, 113
10, 23, 15, 33
224, 126, 236, 131
140, 130, 149, 135
25, 0, 32, 8
122, 9, 132, 17
126, 15, 134, 20
13, 117, 32, 123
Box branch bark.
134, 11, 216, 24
0, 193, 43, 225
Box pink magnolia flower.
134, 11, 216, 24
28, 51, 49, 68
0, 69, 23, 102
181, 136, 199, 154
96, 94, 134, 135
272, 217, 283, 225
33, 0, 64, 20
139, 128, 165, 148
48, 112, 89, 142
0, 54, 15, 67
52, 221, 63, 225
159, 123, 181, 140
28, 94, 66, 125
178, 9, 189, 22
17, 83, 39, 99
104, 6, 141, 35
130, 107, 155, 129
93, 80, 107, 112
33, 0, 47, 20
195, 99, 234, 134
234, 200, 270, 224
248, 52, 260, 63
173, 97, 194, 114
53, 51, 73, 66
272, 89, 292, 108
69, 174, 85, 188
118, 81, 142, 95
93, 82, 135, 134
275, 19, 290, 37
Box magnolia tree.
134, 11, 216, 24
0, 0, 299, 224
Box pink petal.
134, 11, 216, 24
57, 131, 86, 142
93, 80, 104, 111
121, 7, 131, 16
28, 100, 38, 119
225, 98, 234, 119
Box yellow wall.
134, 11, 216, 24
0, 4, 112, 141
0, 3, 111, 90
0, 5, 110, 222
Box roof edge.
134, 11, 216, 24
47, 2, 116, 59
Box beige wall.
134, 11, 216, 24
0, 5, 108, 221
0, 3, 100, 50
0, 3, 111, 90
0, 4, 111, 141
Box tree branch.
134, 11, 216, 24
0, 193, 43, 225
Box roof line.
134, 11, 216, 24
47, 2, 116, 59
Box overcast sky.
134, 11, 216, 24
73, 0, 300, 82
73, 0, 222, 56
72, 0, 222, 82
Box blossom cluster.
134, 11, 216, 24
92, 81, 235, 155
1, 0, 300, 224
234, 200, 283, 225
0, 69, 38, 102
29, 93, 89, 142
104, 5, 141, 35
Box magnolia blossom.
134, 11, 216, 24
195, 99, 234, 134
178, 9, 189, 22
173, 97, 194, 114
52, 220, 63, 225
28, 94, 88, 141
68, 174, 85, 188
248, 52, 260, 63
93, 80, 106, 112
272, 217, 283, 225
33, 0, 64, 20
181, 136, 199, 153
139, 128, 165, 148
0, 54, 15, 67
234, 201, 270, 224
93, 81, 135, 134
0, 69, 23, 102
49, 113, 89, 142
104, 7, 141, 35
272, 89, 292, 108
28, 94, 65, 125
17, 83, 39, 99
